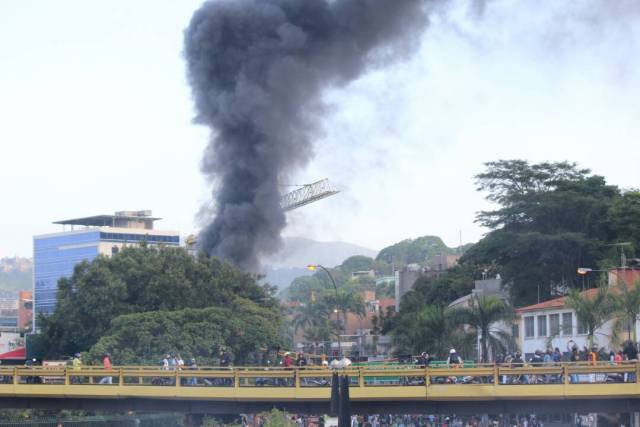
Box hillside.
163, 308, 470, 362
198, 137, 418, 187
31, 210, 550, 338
0, 257, 32, 293
275, 235, 474, 295
376, 236, 467, 265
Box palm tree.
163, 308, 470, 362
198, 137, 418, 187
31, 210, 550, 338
565, 286, 614, 347
391, 304, 453, 357
611, 280, 640, 342
321, 290, 366, 337
292, 302, 330, 334
449, 295, 514, 363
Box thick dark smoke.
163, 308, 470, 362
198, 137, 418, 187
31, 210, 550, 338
184, 0, 429, 271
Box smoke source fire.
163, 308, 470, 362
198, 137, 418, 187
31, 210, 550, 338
184, 0, 429, 271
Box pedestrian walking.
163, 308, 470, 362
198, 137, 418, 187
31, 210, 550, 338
98, 353, 113, 384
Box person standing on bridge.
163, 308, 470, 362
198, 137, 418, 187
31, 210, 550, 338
98, 353, 112, 385
188, 358, 198, 386
569, 346, 579, 383
282, 352, 293, 368
447, 349, 462, 368
72, 353, 82, 384
219, 349, 231, 368
588, 345, 599, 383
623, 341, 638, 382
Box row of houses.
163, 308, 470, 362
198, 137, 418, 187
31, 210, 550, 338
292, 262, 640, 360
447, 268, 640, 360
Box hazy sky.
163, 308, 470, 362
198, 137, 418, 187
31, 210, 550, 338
1, 0, 639, 259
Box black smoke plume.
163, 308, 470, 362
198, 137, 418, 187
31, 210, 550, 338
185, 0, 429, 271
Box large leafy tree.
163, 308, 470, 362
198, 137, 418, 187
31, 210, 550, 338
463, 160, 621, 305
87, 300, 284, 366
609, 190, 640, 255
39, 246, 282, 359
448, 295, 514, 363
403, 264, 476, 310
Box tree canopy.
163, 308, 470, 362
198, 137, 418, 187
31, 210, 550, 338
462, 160, 639, 306
39, 246, 284, 361
87, 300, 284, 366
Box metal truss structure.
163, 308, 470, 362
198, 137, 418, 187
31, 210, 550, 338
281, 178, 340, 212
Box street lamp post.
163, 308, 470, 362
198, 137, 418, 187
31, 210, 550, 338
577, 267, 628, 289
308, 264, 342, 359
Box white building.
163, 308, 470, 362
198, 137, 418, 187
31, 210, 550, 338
516, 268, 640, 359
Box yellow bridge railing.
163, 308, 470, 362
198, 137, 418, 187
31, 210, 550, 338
0, 362, 639, 402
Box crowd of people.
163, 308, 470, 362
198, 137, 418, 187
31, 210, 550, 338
239, 413, 548, 427
17, 340, 640, 388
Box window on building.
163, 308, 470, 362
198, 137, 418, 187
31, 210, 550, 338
562, 312, 573, 335
549, 313, 560, 336
525, 316, 535, 338
512, 324, 519, 341
537, 315, 547, 337
577, 316, 588, 334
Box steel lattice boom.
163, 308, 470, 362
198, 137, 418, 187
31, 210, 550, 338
281, 179, 339, 212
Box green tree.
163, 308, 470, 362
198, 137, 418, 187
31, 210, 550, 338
87, 300, 285, 366
340, 256, 375, 274
292, 301, 329, 334
565, 287, 614, 347
609, 190, 640, 254
391, 304, 453, 357
39, 246, 281, 359
463, 160, 620, 305
448, 295, 514, 363
405, 264, 475, 309
610, 280, 640, 342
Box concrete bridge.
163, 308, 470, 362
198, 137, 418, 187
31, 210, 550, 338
1, 363, 639, 414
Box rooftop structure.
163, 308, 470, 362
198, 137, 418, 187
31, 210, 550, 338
53, 210, 160, 230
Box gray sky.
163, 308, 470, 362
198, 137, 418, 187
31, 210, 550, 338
1, 0, 639, 259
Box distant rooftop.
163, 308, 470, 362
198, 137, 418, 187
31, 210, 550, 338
53, 210, 161, 229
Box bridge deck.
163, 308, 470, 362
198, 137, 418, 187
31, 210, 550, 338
0, 362, 639, 403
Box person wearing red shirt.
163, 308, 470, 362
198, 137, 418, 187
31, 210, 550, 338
99, 353, 113, 384
283, 352, 293, 368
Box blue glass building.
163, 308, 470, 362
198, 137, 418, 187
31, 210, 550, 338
33, 211, 179, 328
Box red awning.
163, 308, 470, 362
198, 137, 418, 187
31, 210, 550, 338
0, 347, 26, 360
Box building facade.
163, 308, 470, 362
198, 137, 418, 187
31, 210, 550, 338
33, 211, 179, 326
516, 268, 640, 359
